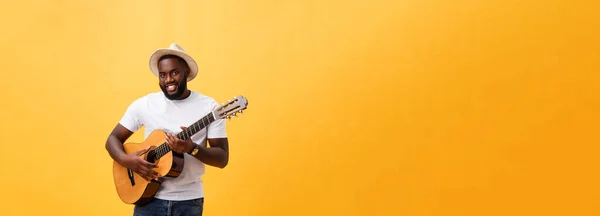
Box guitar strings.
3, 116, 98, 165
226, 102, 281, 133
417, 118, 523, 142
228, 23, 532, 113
145, 113, 215, 161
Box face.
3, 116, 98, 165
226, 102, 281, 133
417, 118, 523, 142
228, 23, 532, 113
157, 56, 189, 100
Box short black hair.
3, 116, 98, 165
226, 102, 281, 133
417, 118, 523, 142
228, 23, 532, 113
158, 54, 188, 68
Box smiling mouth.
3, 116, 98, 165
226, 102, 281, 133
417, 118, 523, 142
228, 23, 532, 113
165, 84, 178, 92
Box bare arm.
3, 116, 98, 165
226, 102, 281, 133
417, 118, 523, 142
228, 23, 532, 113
191, 138, 229, 169
105, 123, 160, 181
165, 126, 230, 169
105, 123, 134, 163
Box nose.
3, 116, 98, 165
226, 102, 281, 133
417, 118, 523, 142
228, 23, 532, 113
165, 74, 175, 83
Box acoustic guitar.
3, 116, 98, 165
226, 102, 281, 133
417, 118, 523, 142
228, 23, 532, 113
112, 95, 248, 205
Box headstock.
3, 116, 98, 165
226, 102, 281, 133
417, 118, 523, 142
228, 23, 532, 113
213, 95, 249, 120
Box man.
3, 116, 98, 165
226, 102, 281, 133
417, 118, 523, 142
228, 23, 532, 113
105, 43, 229, 216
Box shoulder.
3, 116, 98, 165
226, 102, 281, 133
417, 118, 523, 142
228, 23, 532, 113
143, 92, 168, 101
127, 92, 162, 108
190, 91, 220, 107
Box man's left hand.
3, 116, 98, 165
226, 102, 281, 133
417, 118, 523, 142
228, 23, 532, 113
166, 126, 195, 154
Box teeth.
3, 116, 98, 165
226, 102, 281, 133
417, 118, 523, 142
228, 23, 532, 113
167, 85, 176, 91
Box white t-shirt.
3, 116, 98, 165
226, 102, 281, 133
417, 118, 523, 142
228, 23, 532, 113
119, 91, 227, 201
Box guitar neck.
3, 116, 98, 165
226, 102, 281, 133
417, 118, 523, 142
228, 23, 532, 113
177, 112, 216, 140
149, 112, 216, 161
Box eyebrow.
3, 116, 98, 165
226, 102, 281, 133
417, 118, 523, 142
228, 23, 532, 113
159, 68, 178, 74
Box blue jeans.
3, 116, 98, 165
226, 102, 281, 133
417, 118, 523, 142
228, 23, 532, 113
133, 198, 204, 216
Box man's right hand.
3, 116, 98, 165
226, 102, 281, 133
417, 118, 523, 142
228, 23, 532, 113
118, 147, 161, 182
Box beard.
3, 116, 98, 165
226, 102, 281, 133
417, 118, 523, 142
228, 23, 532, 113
160, 77, 188, 100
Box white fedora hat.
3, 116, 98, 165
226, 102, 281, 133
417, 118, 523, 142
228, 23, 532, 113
149, 43, 198, 82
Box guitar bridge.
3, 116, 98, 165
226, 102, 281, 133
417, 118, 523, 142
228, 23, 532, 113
127, 169, 135, 186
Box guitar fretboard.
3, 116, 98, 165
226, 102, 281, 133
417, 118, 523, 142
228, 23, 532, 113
148, 112, 216, 161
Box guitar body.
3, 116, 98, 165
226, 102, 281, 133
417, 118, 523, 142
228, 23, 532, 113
111, 95, 248, 205
112, 130, 185, 205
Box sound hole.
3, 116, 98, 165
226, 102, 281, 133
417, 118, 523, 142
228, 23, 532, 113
146, 151, 156, 163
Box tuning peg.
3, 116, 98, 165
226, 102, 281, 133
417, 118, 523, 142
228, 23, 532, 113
239, 110, 243, 114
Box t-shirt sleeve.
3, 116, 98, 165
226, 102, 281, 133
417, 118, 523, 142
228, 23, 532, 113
119, 98, 143, 132
207, 100, 228, 138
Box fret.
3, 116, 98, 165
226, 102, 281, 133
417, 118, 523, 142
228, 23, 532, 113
151, 113, 215, 161
198, 119, 203, 130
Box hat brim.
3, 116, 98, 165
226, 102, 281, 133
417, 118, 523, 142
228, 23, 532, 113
149, 49, 198, 82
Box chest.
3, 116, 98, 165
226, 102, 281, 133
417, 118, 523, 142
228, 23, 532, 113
138, 100, 211, 142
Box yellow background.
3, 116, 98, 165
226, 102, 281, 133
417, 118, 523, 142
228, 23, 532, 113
1, 0, 599, 215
